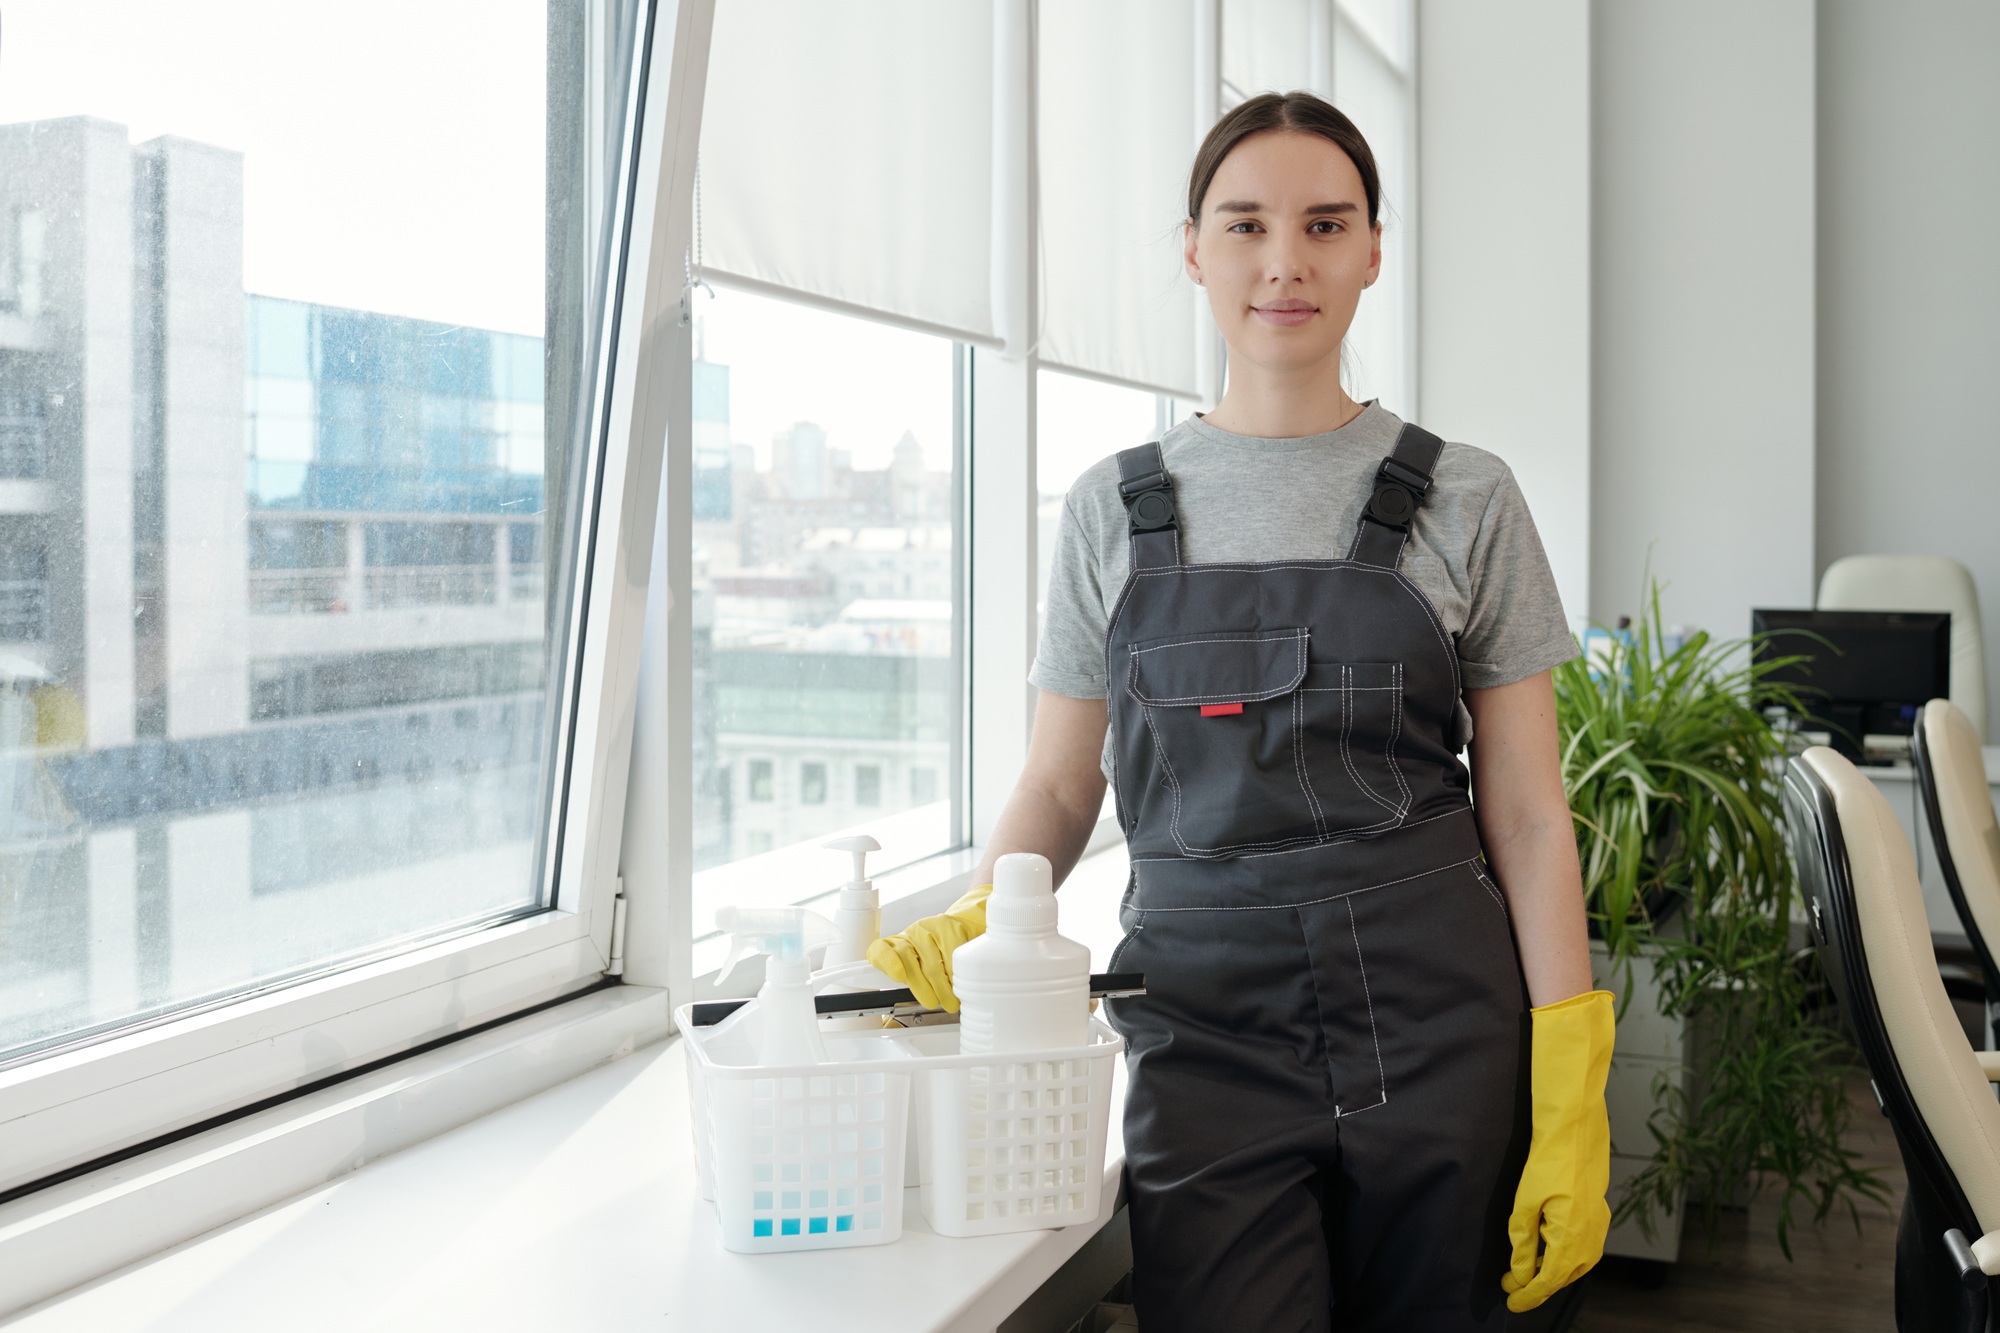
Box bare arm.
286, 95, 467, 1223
972, 691, 1110, 889
1465, 670, 1594, 1007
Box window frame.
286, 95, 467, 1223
0, 0, 716, 1199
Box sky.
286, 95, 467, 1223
0, 0, 549, 335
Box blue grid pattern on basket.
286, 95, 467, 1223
746, 1071, 892, 1239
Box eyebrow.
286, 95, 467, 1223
1211, 200, 1360, 217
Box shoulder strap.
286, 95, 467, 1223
1115, 442, 1181, 571
1347, 424, 1445, 568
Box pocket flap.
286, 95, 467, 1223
1126, 628, 1309, 707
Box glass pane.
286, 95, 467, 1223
690, 288, 961, 935
0, 0, 638, 1064
1037, 369, 1164, 635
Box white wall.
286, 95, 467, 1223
1589, 0, 1818, 642
1416, 0, 1592, 626
1817, 0, 2000, 738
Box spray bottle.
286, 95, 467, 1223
820, 835, 882, 969
715, 905, 839, 1066
951, 853, 1092, 1054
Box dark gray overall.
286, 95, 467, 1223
1103, 426, 1530, 1332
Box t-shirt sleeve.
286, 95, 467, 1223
1029, 498, 1111, 698
1458, 466, 1581, 690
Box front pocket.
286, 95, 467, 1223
1297, 662, 1411, 836
1125, 628, 1320, 855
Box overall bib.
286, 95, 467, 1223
1103, 426, 1530, 1332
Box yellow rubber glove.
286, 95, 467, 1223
865, 884, 992, 1012
1502, 988, 1615, 1314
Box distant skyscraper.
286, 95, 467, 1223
773, 421, 827, 500
693, 359, 732, 520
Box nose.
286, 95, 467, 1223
1265, 229, 1308, 285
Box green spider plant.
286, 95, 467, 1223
1553, 582, 1886, 1255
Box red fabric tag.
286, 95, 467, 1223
1199, 702, 1244, 717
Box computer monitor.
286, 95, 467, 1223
1751, 608, 1950, 759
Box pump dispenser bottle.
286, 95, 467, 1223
820, 835, 881, 969
950, 853, 1091, 1054
715, 906, 838, 1065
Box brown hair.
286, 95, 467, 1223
1186, 92, 1381, 228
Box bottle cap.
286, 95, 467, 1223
987, 853, 1056, 931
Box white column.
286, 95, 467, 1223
1589, 0, 1817, 638
1417, 0, 1593, 625
1192, 0, 1224, 409
968, 0, 1038, 845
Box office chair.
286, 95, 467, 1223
1820, 555, 1987, 739
1917, 699, 2000, 1051
1787, 746, 2000, 1332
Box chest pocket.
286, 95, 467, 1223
1126, 629, 1409, 857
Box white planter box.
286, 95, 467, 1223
1590, 939, 1688, 1264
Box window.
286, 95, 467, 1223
1037, 368, 1172, 630
0, 0, 663, 1192
687, 285, 962, 943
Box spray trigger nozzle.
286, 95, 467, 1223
715, 905, 839, 989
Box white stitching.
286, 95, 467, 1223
1122, 563, 1461, 699
1124, 630, 1308, 705
1474, 865, 1509, 919
1295, 686, 1327, 837
1141, 703, 1320, 856
1339, 665, 1403, 819
1384, 662, 1413, 812
1140, 703, 1192, 857
1129, 631, 1306, 655
1336, 896, 1389, 1117
1130, 855, 1481, 912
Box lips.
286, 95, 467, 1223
1252, 300, 1318, 327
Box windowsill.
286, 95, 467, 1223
4, 839, 1137, 1329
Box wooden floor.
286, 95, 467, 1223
1574, 1069, 1905, 1333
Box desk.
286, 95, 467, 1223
1860, 745, 2000, 946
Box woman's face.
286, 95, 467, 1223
1184, 130, 1382, 378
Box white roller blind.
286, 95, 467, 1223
1336, 0, 1415, 415
1038, 0, 1199, 397
698, 0, 995, 341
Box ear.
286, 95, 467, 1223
1183, 218, 1203, 286
1365, 222, 1383, 289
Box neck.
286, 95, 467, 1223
1200, 350, 1363, 439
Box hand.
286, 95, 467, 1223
1502, 988, 1615, 1313
865, 884, 992, 1012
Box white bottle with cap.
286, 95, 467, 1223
951, 853, 1091, 1054
820, 834, 881, 969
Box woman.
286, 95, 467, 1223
872, 92, 1613, 1332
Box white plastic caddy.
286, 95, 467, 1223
678, 964, 1122, 1254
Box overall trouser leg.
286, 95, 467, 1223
1112, 857, 1528, 1333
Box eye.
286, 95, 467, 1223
1226, 220, 1263, 234
1308, 219, 1343, 235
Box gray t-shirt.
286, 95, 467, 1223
1031, 403, 1579, 761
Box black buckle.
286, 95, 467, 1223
1126, 485, 1178, 532
1365, 457, 1431, 530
